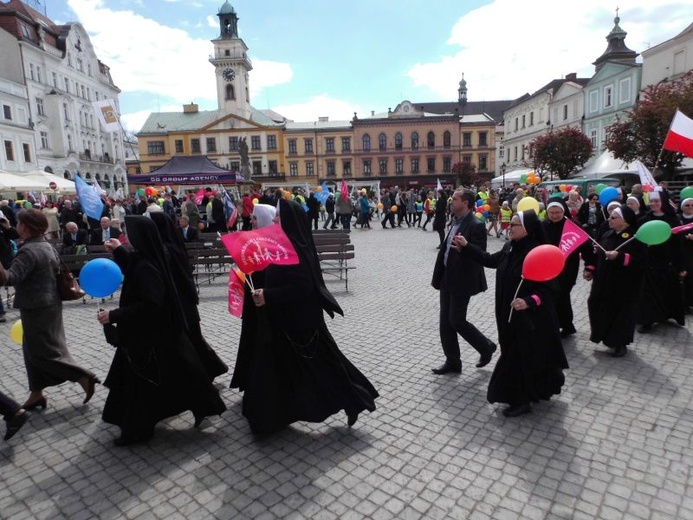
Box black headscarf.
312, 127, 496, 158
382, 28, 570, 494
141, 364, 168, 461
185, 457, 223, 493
124, 215, 187, 327
518, 209, 547, 244
616, 204, 638, 227
278, 198, 343, 318
149, 213, 198, 305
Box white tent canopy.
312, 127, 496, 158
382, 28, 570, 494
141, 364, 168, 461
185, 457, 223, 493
490, 168, 535, 187
0, 170, 50, 191
19, 170, 76, 194
573, 150, 637, 179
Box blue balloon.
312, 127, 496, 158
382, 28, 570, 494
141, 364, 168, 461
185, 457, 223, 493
476, 200, 483, 207
599, 186, 619, 206
79, 258, 122, 297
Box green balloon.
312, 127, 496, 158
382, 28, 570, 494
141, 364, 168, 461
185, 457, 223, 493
520, 174, 528, 184
635, 220, 671, 246
680, 186, 693, 201
595, 183, 606, 195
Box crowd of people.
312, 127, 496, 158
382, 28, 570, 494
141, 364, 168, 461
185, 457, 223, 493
1, 177, 690, 440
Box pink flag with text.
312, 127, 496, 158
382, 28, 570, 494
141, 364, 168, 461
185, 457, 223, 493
228, 268, 245, 318
194, 188, 206, 205
672, 221, 693, 235
559, 218, 590, 258
220, 224, 299, 274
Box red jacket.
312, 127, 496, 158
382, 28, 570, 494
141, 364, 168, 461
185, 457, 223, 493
241, 196, 254, 217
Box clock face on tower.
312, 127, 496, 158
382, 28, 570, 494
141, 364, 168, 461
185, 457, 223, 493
222, 68, 236, 82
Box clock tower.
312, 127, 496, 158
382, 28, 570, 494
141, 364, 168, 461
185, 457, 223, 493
210, 1, 253, 119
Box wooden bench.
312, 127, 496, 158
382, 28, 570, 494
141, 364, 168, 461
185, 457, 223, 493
186, 246, 234, 289
59, 251, 114, 304
312, 230, 355, 291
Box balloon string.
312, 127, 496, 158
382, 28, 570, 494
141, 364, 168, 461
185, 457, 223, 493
613, 236, 636, 251
247, 273, 255, 292
508, 278, 525, 323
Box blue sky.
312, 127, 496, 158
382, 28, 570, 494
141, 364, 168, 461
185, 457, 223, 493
33, 0, 693, 132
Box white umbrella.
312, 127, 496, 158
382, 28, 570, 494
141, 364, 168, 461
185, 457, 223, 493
0, 170, 50, 191
17, 170, 76, 194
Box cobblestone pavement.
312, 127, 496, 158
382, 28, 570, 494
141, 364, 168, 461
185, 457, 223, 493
1, 219, 693, 520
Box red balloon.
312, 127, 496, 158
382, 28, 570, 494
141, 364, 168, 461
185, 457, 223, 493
522, 244, 565, 282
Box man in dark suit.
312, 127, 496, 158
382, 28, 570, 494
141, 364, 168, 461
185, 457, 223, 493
431, 189, 497, 374
89, 217, 122, 245
62, 221, 89, 252
178, 216, 200, 242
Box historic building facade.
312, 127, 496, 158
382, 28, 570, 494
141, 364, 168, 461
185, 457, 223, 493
0, 0, 126, 188
641, 22, 693, 88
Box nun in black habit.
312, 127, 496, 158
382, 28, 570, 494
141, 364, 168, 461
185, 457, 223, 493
542, 199, 583, 338
149, 213, 228, 380
243, 198, 378, 433
635, 193, 685, 332
97, 216, 226, 446
454, 210, 568, 417
583, 205, 647, 357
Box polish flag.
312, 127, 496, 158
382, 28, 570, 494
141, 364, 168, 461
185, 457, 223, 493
663, 110, 693, 158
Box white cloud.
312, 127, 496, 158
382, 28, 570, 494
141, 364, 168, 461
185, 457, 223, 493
272, 94, 366, 123
67, 0, 294, 123
406, 0, 692, 101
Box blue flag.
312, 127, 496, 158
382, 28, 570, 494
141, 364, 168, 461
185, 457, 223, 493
75, 175, 104, 221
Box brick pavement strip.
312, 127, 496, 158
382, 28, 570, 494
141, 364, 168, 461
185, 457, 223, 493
2, 223, 693, 519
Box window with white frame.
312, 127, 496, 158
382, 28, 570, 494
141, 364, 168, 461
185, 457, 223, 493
589, 90, 599, 113
604, 86, 613, 108
2, 105, 11, 120
589, 129, 598, 149
36, 98, 45, 116
4, 140, 14, 161
289, 162, 298, 177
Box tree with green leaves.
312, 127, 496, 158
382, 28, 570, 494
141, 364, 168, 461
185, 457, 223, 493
452, 161, 479, 187
605, 70, 693, 178
530, 127, 593, 180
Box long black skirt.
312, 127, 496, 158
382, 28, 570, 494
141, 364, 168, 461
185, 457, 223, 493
242, 323, 378, 434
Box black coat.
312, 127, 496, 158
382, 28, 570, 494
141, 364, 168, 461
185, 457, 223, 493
432, 196, 447, 231
466, 235, 568, 406
102, 246, 225, 436
62, 228, 89, 248
585, 226, 647, 348
431, 212, 487, 298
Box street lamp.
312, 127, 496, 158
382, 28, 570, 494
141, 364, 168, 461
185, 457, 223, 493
501, 162, 506, 188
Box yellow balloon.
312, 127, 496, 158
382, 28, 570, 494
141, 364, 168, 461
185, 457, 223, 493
517, 197, 540, 214
10, 319, 23, 345
252, 198, 259, 205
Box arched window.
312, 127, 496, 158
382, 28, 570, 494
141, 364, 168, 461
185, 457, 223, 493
45, 166, 53, 173
63, 170, 70, 179
362, 134, 371, 151
394, 132, 403, 150
411, 132, 419, 149
226, 84, 235, 100
427, 131, 435, 149
85, 172, 92, 180
443, 131, 451, 148
378, 133, 387, 151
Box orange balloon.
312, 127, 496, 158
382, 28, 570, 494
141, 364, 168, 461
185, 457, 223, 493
483, 204, 490, 212
390, 205, 398, 213
198, 221, 205, 230
376, 202, 383, 210
284, 192, 291, 200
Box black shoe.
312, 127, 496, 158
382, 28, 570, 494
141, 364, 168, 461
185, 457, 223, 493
4, 410, 28, 441
83, 376, 100, 404
431, 362, 461, 375
560, 326, 577, 338
23, 397, 47, 411
612, 345, 627, 357
502, 403, 531, 417
638, 324, 652, 334
476, 343, 497, 368
114, 432, 153, 447
347, 412, 359, 427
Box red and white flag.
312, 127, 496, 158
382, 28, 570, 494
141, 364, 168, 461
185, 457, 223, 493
663, 110, 693, 158
227, 268, 245, 318
559, 218, 590, 258
220, 224, 299, 274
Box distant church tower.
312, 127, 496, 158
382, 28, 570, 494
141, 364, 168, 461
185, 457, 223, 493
209, 1, 253, 118
458, 73, 468, 104
593, 10, 638, 73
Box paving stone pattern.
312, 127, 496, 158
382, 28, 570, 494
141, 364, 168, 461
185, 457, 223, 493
1, 222, 692, 519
